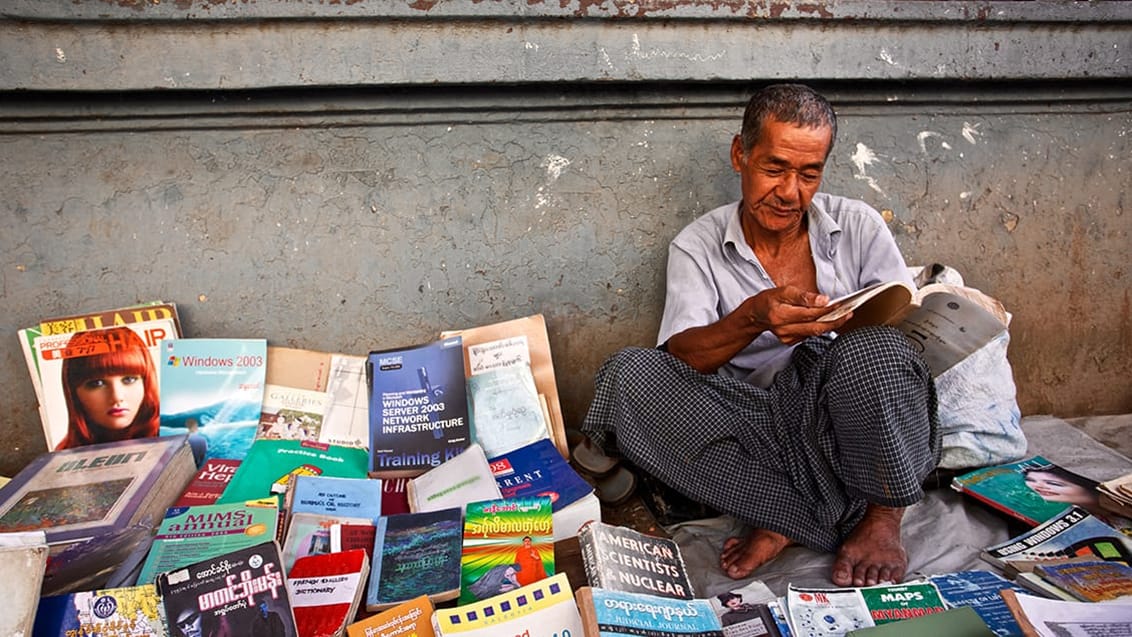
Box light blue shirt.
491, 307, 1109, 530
657, 193, 913, 387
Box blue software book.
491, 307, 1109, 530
158, 338, 267, 461
367, 336, 470, 476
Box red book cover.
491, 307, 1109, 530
173, 458, 242, 507
331, 523, 377, 562
288, 549, 370, 637
381, 477, 410, 515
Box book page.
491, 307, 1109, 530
320, 354, 369, 448
897, 291, 1006, 377
819, 281, 913, 325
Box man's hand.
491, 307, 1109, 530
746, 285, 849, 344
665, 285, 850, 373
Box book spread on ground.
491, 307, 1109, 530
468, 363, 548, 458
287, 474, 384, 528
784, 582, 947, 637
578, 520, 695, 600
136, 499, 279, 585
408, 443, 503, 514
0, 435, 196, 547
460, 495, 554, 603
981, 505, 1132, 569
0, 531, 49, 637
489, 437, 600, 541
1031, 559, 1132, 602
33, 582, 164, 637
440, 313, 569, 458
157, 541, 296, 637
266, 346, 370, 448
1000, 589, 1132, 637
366, 507, 464, 612
288, 548, 370, 637
433, 572, 582, 637
927, 570, 1032, 637
700, 579, 777, 637
21, 302, 182, 451
575, 586, 724, 637
173, 458, 242, 507
256, 382, 329, 442
282, 510, 374, 574
158, 337, 267, 461
819, 281, 1008, 377
951, 455, 1105, 527
367, 336, 471, 477
348, 593, 436, 637
216, 439, 370, 507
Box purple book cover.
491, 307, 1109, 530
0, 434, 191, 545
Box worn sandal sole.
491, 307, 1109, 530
593, 466, 637, 506
571, 436, 620, 478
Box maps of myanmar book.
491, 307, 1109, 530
20, 301, 181, 451
459, 495, 554, 604
367, 336, 471, 477
0, 435, 196, 547
157, 541, 296, 637
158, 338, 268, 462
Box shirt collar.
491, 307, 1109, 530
722, 198, 842, 259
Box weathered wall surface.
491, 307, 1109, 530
1, 1, 1129, 477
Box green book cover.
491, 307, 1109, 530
216, 439, 369, 507
136, 499, 278, 585
857, 582, 947, 625
459, 495, 553, 604
847, 606, 994, 636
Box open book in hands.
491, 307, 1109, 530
818, 281, 1009, 377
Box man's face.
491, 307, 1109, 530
175, 609, 202, 637
730, 118, 831, 237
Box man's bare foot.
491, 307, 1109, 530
719, 528, 793, 579
831, 504, 908, 587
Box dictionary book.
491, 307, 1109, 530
366, 337, 471, 477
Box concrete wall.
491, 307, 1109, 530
1, 1, 1129, 477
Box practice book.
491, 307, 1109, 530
433, 572, 582, 637
216, 439, 370, 507
157, 540, 296, 637
135, 498, 279, 585
578, 520, 695, 600
575, 586, 724, 637
980, 506, 1132, 569
951, 455, 1105, 527
460, 495, 554, 603
20, 301, 182, 451
367, 336, 471, 477
158, 337, 268, 461
488, 437, 601, 541
818, 281, 1008, 377
0, 434, 196, 548
366, 507, 464, 612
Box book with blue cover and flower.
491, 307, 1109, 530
158, 338, 267, 461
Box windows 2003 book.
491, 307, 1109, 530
367, 336, 471, 477
157, 540, 296, 637
0, 434, 196, 548
158, 338, 268, 461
